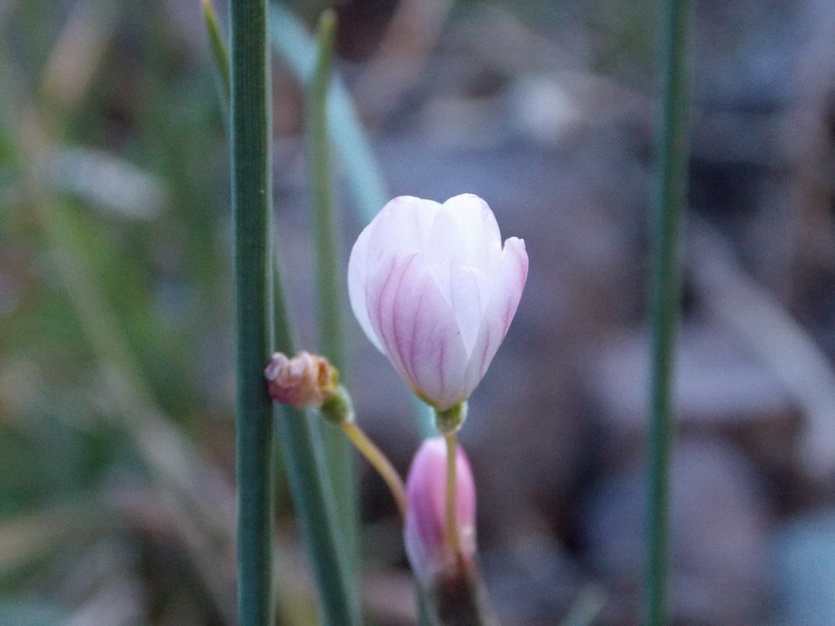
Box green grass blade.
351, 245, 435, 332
269, 224, 359, 626
268, 205, 359, 624
643, 0, 693, 623
229, 0, 275, 622
306, 8, 360, 605
202, 0, 230, 117
274, 406, 361, 626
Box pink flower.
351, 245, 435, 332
404, 437, 477, 584
347, 194, 528, 410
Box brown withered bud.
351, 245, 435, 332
264, 351, 338, 409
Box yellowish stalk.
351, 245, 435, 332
340, 421, 407, 518
443, 431, 460, 556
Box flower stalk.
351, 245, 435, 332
340, 421, 408, 517
306, 11, 360, 591
443, 431, 460, 557
229, 0, 275, 621
265, 351, 407, 518
644, 0, 693, 623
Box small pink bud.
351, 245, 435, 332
404, 437, 477, 586
264, 351, 338, 409
347, 194, 528, 410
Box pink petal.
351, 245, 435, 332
461, 236, 529, 397
348, 193, 528, 408
448, 264, 488, 356
404, 437, 477, 584
365, 253, 470, 410
348, 196, 442, 353
440, 194, 503, 264
347, 217, 383, 352
371, 196, 441, 255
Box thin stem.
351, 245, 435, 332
309, 11, 341, 363
307, 9, 359, 590
275, 407, 359, 626
267, 322, 359, 624
417, 583, 441, 626
643, 0, 692, 623
266, 271, 358, 624
230, 0, 274, 622
443, 431, 460, 557
202, 0, 230, 111
340, 421, 407, 517
247, 9, 358, 624
270, 4, 387, 224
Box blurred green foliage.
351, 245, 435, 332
0, 0, 239, 622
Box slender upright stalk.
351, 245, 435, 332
223, 6, 357, 623
275, 406, 360, 626
202, 0, 230, 117
443, 431, 460, 556
270, 4, 387, 223
643, 0, 692, 624
341, 421, 407, 517
230, 0, 274, 623
307, 9, 359, 593
269, 267, 359, 624
309, 10, 340, 360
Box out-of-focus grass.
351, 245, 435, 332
0, 1, 254, 623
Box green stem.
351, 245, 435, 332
230, 0, 274, 622
643, 0, 692, 624
202, 0, 230, 122
307, 9, 359, 593
275, 407, 360, 626
269, 243, 359, 625
270, 3, 386, 223
418, 583, 441, 626
222, 7, 358, 624
309, 13, 341, 365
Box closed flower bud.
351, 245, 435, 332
347, 194, 528, 411
404, 437, 477, 586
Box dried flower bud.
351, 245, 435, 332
264, 351, 338, 409
404, 437, 477, 585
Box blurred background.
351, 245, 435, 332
2, 0, 835, 624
